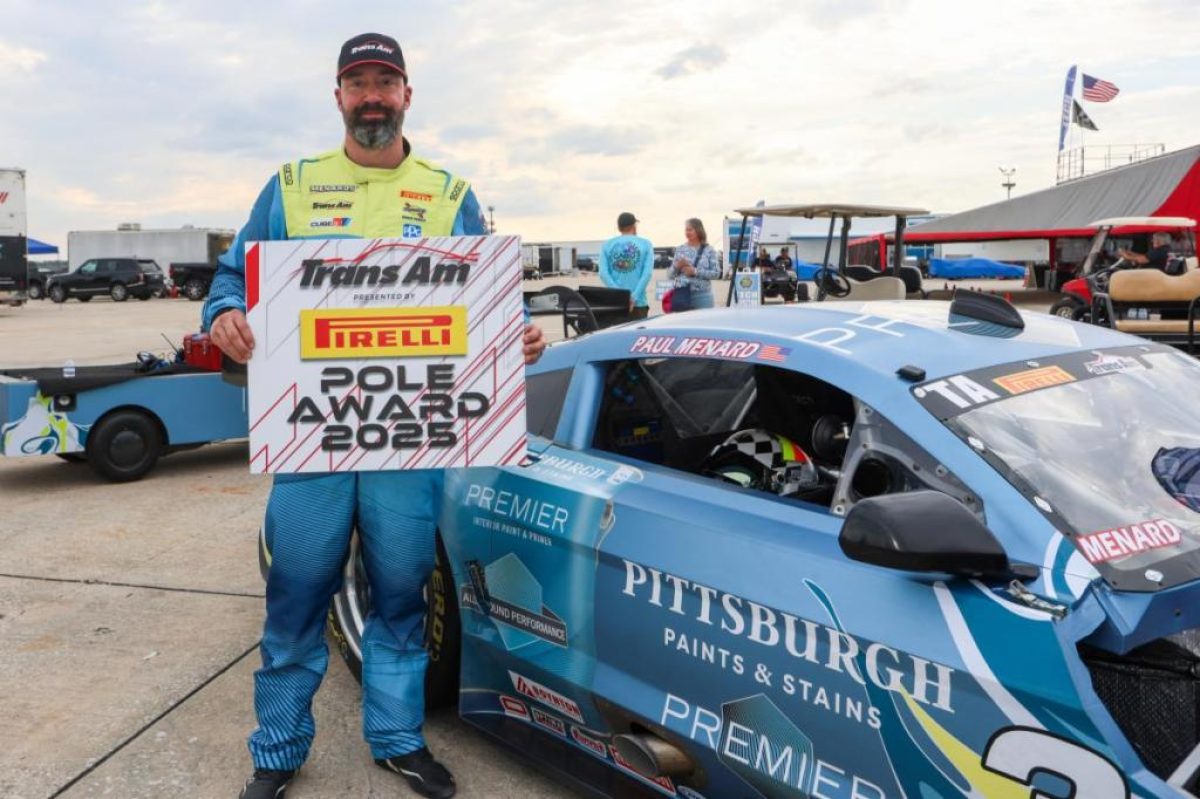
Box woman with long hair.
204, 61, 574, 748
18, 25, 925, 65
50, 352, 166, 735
667, 217, 721, 310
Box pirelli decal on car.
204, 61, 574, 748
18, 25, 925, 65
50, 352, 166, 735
914, 346, 1161, 419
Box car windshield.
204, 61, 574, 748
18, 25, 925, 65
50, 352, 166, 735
138, 261, 161, 273
916, 346, 1200, 590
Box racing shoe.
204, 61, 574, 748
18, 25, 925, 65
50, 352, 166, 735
238, 768, 295, 799
376, 747, 456, 798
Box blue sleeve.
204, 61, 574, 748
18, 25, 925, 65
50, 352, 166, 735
202, 175, 286, 330
598, 240, 615, 287
632, 238, 654, 299
453, 188, 487, 235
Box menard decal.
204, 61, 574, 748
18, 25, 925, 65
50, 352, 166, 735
300, 306, 467, 359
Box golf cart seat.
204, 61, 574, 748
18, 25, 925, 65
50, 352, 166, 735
845, 264, 924, 296
1092, 269, 1200, 344
826, 276, 907, 302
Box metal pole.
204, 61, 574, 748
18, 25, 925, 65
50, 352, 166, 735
818, 216, 836, 301
726, 215, 750, 307
893, 216, 905, 273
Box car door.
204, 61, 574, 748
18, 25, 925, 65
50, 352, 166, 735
73, 260, 98, 294
439, 364, 618, 731
572, 353, 1072, 799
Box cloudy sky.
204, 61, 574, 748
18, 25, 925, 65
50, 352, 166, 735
3, 0, 1199, 252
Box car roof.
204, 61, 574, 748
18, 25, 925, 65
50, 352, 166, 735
1088, 216, 1197, 229
563, 301, 1132, 383
731, 203, 931, 219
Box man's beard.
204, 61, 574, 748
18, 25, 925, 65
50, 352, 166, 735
346, 103, 403, 149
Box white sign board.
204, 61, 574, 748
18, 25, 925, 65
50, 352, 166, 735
245, 235, 526, 474
733, 270, 761, 307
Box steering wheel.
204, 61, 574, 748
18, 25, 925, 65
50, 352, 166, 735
813, 268, 852, 298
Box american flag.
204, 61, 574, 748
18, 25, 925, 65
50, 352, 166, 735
1082, 74, 1120, 102
759, 345, 791, 363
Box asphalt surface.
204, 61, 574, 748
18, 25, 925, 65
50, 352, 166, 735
0, 274, 1050, 799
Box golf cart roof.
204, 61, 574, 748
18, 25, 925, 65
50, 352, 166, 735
731, 203, 931, 219
1088, 216, 1197, 229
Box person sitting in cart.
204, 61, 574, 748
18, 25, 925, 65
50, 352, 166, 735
1119, 232, 1174, 271
774, 247, 794, 274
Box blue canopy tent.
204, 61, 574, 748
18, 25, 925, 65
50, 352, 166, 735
28, 238, 59, 255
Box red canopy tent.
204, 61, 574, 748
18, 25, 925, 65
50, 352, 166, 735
854, 144, 1200, 275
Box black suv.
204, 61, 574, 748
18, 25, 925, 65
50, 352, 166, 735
48, 258, 167, 303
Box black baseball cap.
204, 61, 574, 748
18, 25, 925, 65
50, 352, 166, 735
617, 212, 639, 228
338, 33, 406, 79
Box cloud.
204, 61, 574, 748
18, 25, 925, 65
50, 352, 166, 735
0, 42, 47, 74
656, 43, 727, 80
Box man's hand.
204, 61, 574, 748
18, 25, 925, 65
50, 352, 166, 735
210, 309, 256, 363
523, 322, 547, 365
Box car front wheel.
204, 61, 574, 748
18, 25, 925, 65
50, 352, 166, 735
27, 282, 44, 300
327, 533, 461, 709
48, 284, 67, 303
110, 282, 129, 302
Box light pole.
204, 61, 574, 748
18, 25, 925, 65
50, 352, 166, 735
999, 167, 1016, 200
487, 205, 496, 234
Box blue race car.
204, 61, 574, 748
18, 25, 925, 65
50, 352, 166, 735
315, 296, 1200, 798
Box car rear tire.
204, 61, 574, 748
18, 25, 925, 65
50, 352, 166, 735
110, 283, 128, 302
183, 278, 207, 301
27, 282, 44, 300
328, 533, 461, 709
49, 284, 67, 303
85, 409, 162, 482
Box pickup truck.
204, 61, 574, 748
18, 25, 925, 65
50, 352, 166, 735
0, 335, 247, 481
25, 262, 69, 300
168, 262, 217, 301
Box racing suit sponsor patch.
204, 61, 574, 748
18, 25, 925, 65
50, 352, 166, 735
401, 190, 434, 202
312, 200, 353, 210
282, 163, 294, 186
402, 223, 423, 238
310, 217, 352, 228
1076, 518, 1182, 564
448, 179, 466, 202
309, 183, 357, 193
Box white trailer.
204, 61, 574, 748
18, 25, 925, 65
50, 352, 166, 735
0, 167, 28, 306
67, 225, 234, 271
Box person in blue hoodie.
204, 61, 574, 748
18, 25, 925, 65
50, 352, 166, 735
599, 211, 654, 319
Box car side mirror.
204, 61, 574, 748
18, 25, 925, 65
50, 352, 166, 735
839, 490, 1009, 577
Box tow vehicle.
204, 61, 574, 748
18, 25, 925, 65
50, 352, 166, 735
0, 335, 246, 481
273, 293, 1200, 797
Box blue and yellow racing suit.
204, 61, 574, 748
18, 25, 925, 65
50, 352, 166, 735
204, 141, 485, 771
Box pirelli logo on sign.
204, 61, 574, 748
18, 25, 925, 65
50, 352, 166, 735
300, 306, 468, 359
